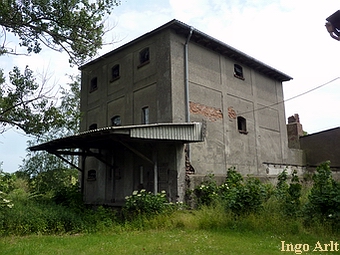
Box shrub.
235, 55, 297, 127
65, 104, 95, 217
303, 161, 340, 231
193, 174, 219, 207
123, 190, 168, 217
52, 184, 83, 210
224, 175, 268, 215
275, 169, 302, 217
193, 168, 269, 215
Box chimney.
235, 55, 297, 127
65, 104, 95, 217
287, 114, 304, 149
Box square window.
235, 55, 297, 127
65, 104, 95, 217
234, 64, 245, 80
87, 169, 96, 181
111, 64, 120, 82
90, 77, 98, 92
138, 47, 150, 67
111, 115, 121, 126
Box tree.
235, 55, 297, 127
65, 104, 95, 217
18, 75, 81, 194
0, 0, 121, 65
0, 66, 65, 135
0, 0, 120, 135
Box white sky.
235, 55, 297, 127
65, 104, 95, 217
1, 0, 340, 173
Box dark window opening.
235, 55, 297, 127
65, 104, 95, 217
89, 123, 97, 130
111, 115, 121, 126
111, 64, 120, 82
87, 169, 96, 181
90, 77, 98, 92
142, 107, 149, 124
237, 116, 247, 134
234, 64, 244, 80
138, 47, 150, 67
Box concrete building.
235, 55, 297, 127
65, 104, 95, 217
31, 20, 298, 205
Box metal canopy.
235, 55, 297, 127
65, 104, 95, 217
29, 122, 205, 153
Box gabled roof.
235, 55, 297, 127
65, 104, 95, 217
80, 19, 292, 82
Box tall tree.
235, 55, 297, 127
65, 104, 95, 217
0, 0, 120, 135
0, 66, 64, 135
0, 0, 121, 65
19, 75, 81, 194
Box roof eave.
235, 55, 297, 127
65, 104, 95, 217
79, 19, 292, 82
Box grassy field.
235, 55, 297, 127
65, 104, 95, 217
0, 229, 334, 255
1, 166, 339, 254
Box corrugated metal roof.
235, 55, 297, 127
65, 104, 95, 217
29, 122, 205, 152
130, 122, 203, 141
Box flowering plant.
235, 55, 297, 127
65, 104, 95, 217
0, 191, 13, 209
124, 189, 168, 215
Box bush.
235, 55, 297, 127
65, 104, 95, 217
193, 168, 269, 215
123, 190, 168, 217
193, 174, 219, 207
303, 161, 340, 231
275, 169, 302, 217
52, 185, 83, 210
224, 175, 268, 215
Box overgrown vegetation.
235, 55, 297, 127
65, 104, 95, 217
0, 162, 339, 239
192, 168, 269, 215
123, 189, 169, 218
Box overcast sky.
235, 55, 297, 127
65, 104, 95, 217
1, 0, 340, 173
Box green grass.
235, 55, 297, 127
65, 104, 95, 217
1, 171, 339, 255
1, 206, 339, 255
0, 228, 337, 255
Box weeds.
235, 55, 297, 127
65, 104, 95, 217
0, 163, 339, 238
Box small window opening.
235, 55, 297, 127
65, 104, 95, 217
138, 47, 150, 67
87, 169, 96, 181
111, 115, 121, 126
89, 123, 97, 130
90, 77, 98, 92
234, 64, 244, 80
142, 107, 149, 124
237, 116, 247, 134
111, 64, 120, 81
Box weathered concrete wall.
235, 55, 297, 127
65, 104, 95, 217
80, 29, 173, 130
169, 31, 289, 177
300, 127, 340, 167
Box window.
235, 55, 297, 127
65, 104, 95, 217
142, 107, 149, 124
90, 77, 98, 92
111, 64, 120, 81
234, 64, 244, 80
87, 169, 96, 181
89, 123, 97, 130
138, 47, 150, 67
237, 116, 247, 134
111, 115, 121, 126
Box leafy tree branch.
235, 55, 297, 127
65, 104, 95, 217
0, 0, 121, 65
0, 66, 64, 136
